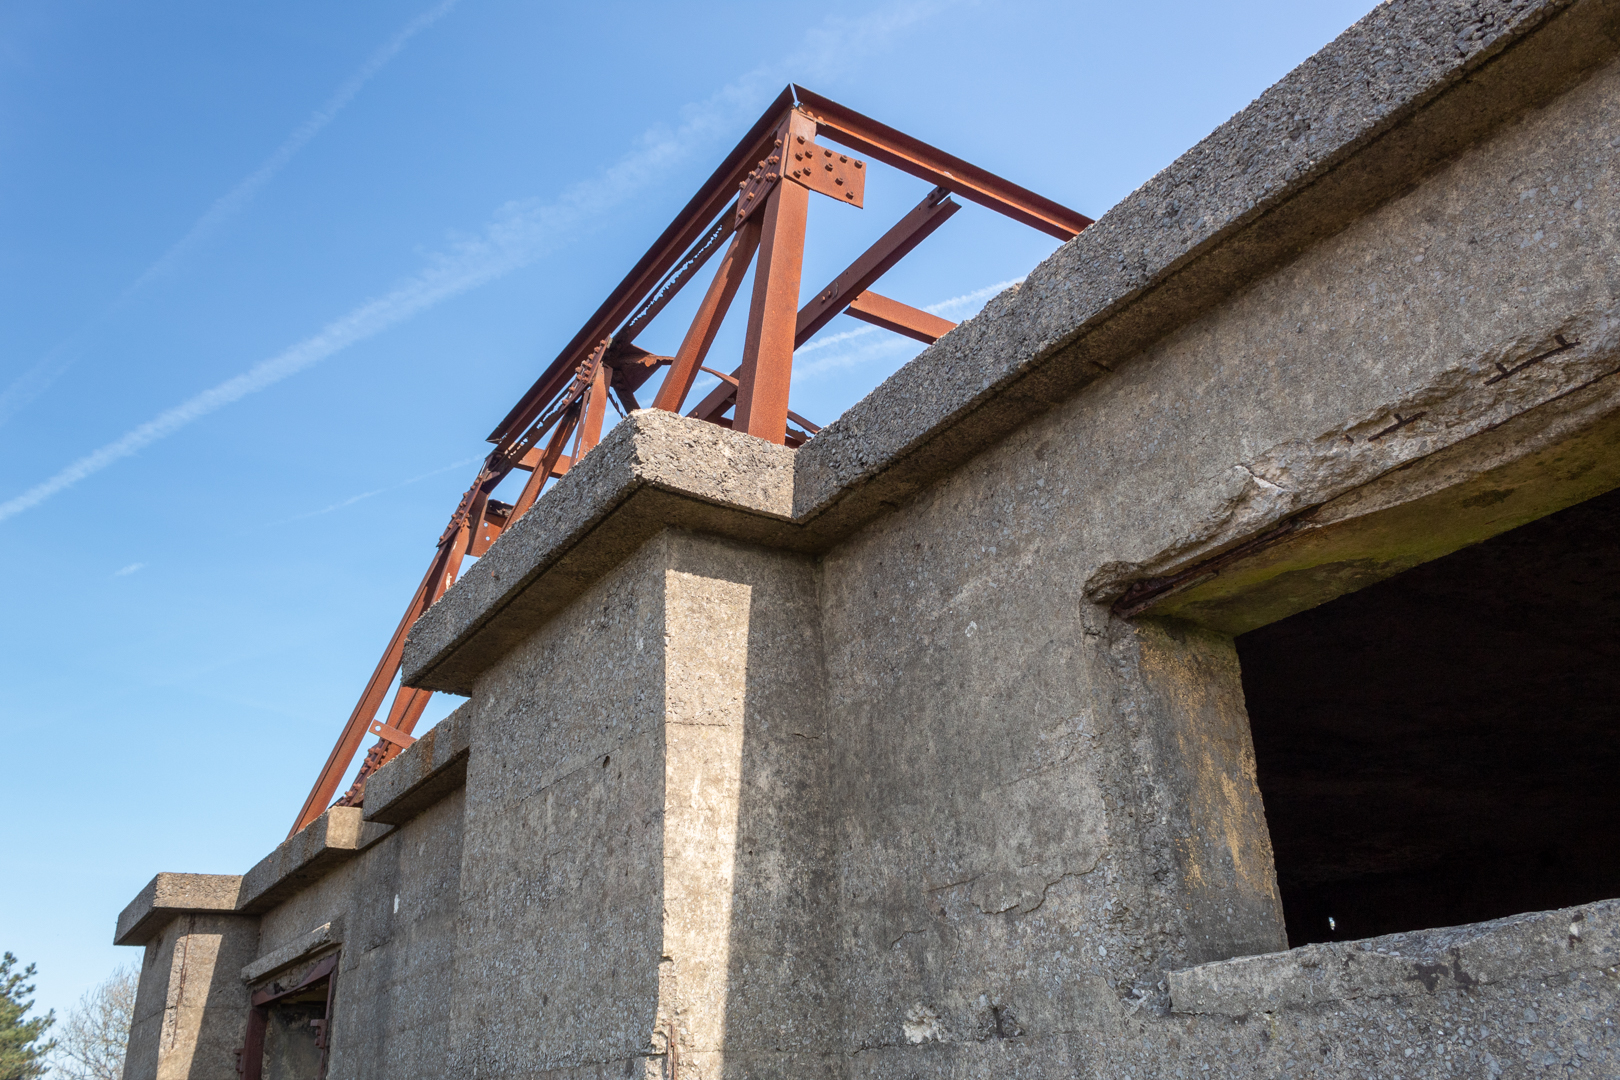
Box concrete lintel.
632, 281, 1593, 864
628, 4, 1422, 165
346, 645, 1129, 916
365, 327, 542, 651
363, 703, 473, 825
402, 409, 798, 694
237, 807, 392, 914
240, 918, 342, 984
1170, 897, 1620, 1016
114, 873, 244, 947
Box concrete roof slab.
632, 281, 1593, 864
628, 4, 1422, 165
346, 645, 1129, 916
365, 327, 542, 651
114, 873, 243, 947
236, 807, 391, 915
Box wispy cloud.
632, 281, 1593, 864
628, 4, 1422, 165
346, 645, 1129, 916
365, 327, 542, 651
791, 277, 1022, 382
0, 1, 951, 526
0, 0, 461, 430
113, 563, 145, 577
263, 457, 482, 528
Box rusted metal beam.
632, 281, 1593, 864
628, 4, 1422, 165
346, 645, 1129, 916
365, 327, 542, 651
576, 361, 611, 457
513, 448, 572, 475
652, 220, 761, 413
795, 187, 959, 347
685, 367, 738, 422
289, 516, 466, 837
616, 208, 736, 346
734, 178, 809, 443
844, 291, 957, 344
509, 406, 578, 521
470, 499, 514, 557
488, 89, 796, 449
604, 344, 673, 395
793, 87, 1092, 241
368, 716, 418, 750
697, 365, 819, 434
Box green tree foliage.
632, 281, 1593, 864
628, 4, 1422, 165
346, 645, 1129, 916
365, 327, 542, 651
0, 953, 56, 1080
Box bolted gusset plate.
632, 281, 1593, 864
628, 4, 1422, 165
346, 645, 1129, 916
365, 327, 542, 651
737, 111, 864, 225
789, 140, 865, 207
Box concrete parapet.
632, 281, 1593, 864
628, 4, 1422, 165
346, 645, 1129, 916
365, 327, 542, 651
1171, 898, 1620, 1017
115, 873, 243, 947
792, 0, 1620, 537
362, 702, 474, 825
124, 911, 258, 1080
236, 807, 391, 914
402, 409, 796, 694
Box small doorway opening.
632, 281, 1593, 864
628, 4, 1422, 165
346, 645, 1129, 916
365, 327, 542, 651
1236, 485, 1620, 947
240, 953, 336, 1080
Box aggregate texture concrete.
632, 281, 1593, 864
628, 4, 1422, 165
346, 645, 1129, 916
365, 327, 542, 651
236, 806, 392, 914
248, 787, 466, 1080
238, 920, 338, 984
1170, 898, 1620, 1016
793, 0, 1620, 539
115, 873, 242, 947
404, 410, 797, 694
124, 912, 258, 1080
440, 531, 830, 1078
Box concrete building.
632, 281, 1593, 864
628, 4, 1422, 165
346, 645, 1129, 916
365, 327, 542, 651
115, 0, 1620, 1076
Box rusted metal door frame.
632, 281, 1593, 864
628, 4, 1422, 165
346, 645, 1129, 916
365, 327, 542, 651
237, 952, 340, 1080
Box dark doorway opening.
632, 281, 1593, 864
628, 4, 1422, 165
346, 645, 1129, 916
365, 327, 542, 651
241, 953, 336, 1080
1236, 484, 1620, 947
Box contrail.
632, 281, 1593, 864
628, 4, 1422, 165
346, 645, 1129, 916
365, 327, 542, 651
264, 457, 482, 528
786, 278, 1025, 383
0, 1, 951, 526
0, 0, 462, 429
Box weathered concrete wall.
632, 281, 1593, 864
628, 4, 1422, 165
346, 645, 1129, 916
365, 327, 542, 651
442, 530, 829, 1078
124, 913, 257, 1080
809, 41, 1620, 1067
446, 535, 668, 1076
250, 792, 465, 1079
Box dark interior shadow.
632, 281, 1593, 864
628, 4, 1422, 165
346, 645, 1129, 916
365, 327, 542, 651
1238, 483, 1620, 946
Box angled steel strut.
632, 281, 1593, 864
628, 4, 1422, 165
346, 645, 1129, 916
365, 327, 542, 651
288, 85, 1092, 837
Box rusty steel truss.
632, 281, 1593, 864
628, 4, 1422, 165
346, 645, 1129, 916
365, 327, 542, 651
289, 85, 1092, 837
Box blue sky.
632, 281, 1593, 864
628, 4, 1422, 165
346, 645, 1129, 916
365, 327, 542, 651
1, 0, 1377, 1024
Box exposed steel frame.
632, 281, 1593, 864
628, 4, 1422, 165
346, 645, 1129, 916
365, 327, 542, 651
288, 85, 1091, 837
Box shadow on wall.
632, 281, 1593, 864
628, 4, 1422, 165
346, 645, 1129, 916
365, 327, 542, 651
690, 540, 833, 1080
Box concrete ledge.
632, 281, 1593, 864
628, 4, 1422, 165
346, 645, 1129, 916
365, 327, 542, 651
403, 409, 798, 694
1170, 898, 1620, 1016
363, 703, 473, 825
241, 919, 342, 984
792, 0, 1620, 539
237, 807, 392, 915
115, 873, 244, 946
